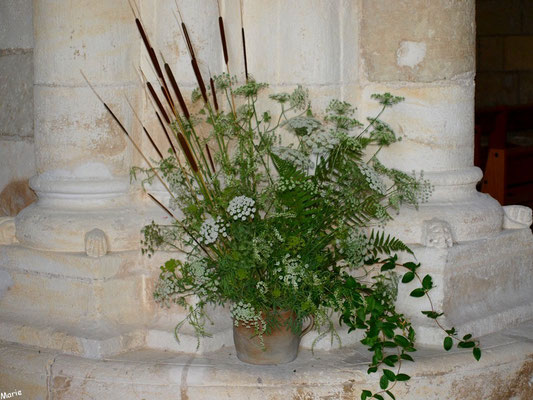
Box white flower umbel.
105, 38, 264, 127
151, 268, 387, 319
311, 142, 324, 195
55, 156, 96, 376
199, 218, 220, 244
230, 301, 267, 347
271, 146, 313, 170
227, 195, 256, 221
360, 163, 387, 195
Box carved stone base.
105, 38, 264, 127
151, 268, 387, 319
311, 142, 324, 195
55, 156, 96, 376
396, 228, 533, 345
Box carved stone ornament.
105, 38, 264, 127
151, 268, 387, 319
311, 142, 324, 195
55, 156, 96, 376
85, 228, 108, 257
422, 218, 453, 249
503, 205, 533, 229
0, 217, 17, 245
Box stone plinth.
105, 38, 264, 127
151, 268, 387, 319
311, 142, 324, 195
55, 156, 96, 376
1, 320, 532, 400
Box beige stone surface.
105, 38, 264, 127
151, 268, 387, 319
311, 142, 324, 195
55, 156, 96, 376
0, 0, 33, 50
361, 0, 475, 82
1, 320, 532, 399
0, 52, 34, 138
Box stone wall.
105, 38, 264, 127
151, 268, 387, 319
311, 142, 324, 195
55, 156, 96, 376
476, 0, 533, 108
0, 0, 36, 193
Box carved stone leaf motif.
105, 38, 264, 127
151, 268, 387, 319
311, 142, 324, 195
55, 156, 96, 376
0, 217, 17, 245
503, 205, 533, 229
85, 228, 108, 258
422, 218, 453, 249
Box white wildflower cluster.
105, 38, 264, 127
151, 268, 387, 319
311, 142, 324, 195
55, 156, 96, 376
256, 281, 268, 295
272, 227, 284, 243
273, 254, 307, 290
302, 129, 340, 154
282, 116, 321, 136
199, 216, 228, 244
338, 229, 373, 268
231, 302, 265, 330
227, 195, 256, 221
189, 258, 219, 296
359, 163, 387, 195
153, 271, 179, 308
276, 177, 317, 194
271, 146, 313, 170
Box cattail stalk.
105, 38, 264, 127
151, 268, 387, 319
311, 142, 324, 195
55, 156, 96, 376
218, 16, 229, 66
124, 96, 164, 159
147, 81, 170, 124
210, 77, 219, 112
165, 63, 190, 120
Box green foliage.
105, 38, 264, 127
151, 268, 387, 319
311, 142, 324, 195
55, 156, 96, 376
134, 80, 479, 400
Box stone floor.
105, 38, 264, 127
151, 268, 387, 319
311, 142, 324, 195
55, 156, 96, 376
1, 320, 532, 400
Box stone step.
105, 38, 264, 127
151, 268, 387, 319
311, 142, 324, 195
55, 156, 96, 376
1, 320, 532, 400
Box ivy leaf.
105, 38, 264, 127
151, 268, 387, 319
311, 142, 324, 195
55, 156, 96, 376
395, 374, 410, 381
381, 260, 396, 272
394, 335, 410, 348
385, 390, 396, 400
409, 288, 426, 298
473, 347, 481, 361
401, 272, 415, 283
367, 366, 378, 374
383, 355, 398, 367
374, 395, 385, 400
400, 354, 414, 362
422, 275, 433, 290
463, 334, 472, 341
383, 369, 396, 381
379, 375, 389, 389
421, 311, 443, 319
458, 341, 475, 349
361, 390, 372, 400
443, 336, 453, 351
403, 262, 418, 272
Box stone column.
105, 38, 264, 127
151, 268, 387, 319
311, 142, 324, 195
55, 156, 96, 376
358, 0, 533, 344
359, 0, 503, 244
15, 0, 142, 252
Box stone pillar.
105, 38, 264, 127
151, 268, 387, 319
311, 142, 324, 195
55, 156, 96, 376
15, 0, 142, 252
359, 0, 502, 244
358, 0, 533, 344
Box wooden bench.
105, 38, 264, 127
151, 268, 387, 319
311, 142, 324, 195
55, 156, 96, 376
475, 105, 533, 208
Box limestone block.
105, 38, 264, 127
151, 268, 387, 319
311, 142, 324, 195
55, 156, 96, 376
359, 83, 474, 172
0, 345, 57, 400
153, 0, 221, 87
361, 0, 475, 82
0, 52, 34, 138
33, 85, 136, 176
477, 36, 504, 72
0, 0, 33, 49
503, 205, 533, 229
0, 139, 36, 192
396, 229, 533, 345
476, 0, 522, 36
33, 0, 139, 85
475, 71, 519, 108
505, 36, 533, 71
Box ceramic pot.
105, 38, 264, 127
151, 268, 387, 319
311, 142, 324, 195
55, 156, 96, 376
233, 310, 314, 365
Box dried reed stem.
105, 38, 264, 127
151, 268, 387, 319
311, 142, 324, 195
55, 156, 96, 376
124, 95, 164, 159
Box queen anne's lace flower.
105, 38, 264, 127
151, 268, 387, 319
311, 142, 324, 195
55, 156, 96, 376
227, 196, 256, 221
302, 128, 340, 154
359, 163, 387, 195
282, 116, 321, 136
199, 218, 220, 244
